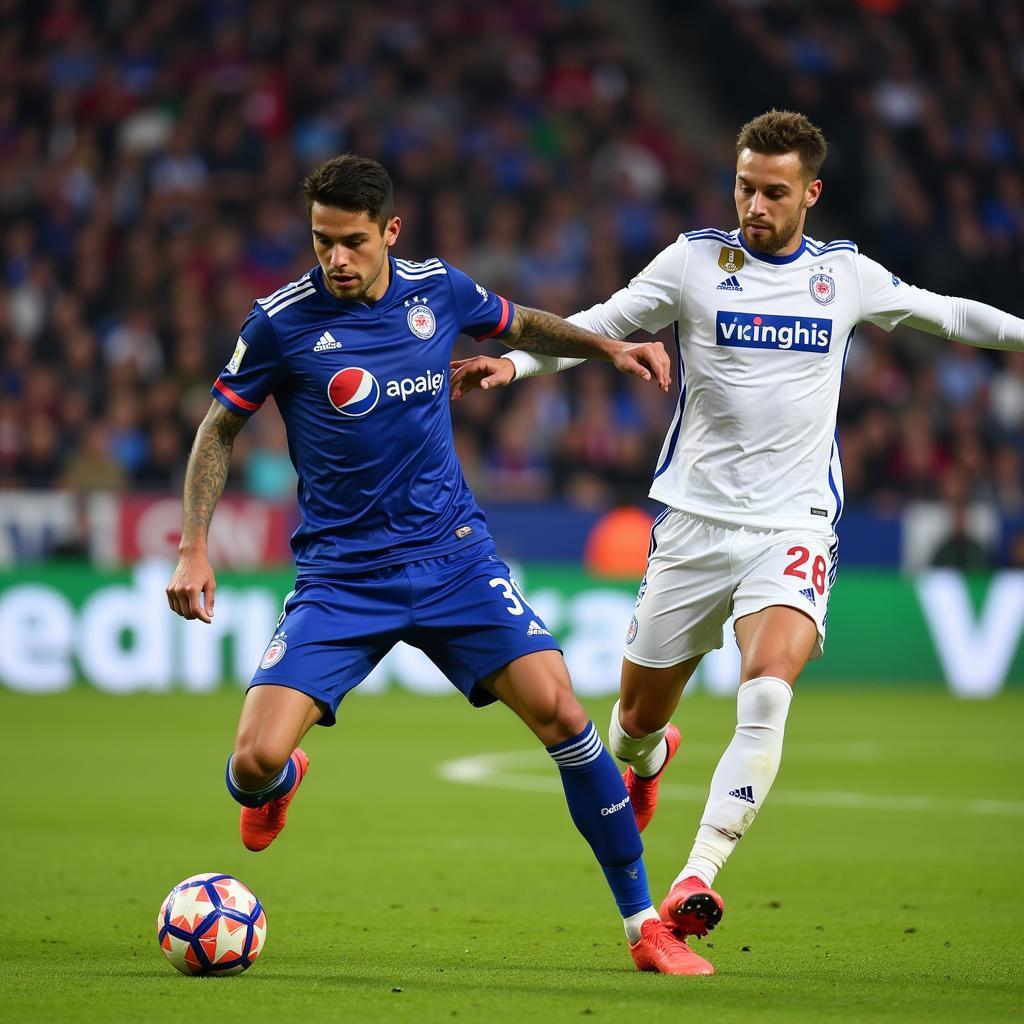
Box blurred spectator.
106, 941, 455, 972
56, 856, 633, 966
0, 0, 1018, 542
62, 421, 126, 493
930, 474, 995, 572
244, 407, 297, 500
134, 418, 186, 490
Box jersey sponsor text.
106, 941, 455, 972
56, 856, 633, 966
716, 311, 832, 352
385, 370, 446, 401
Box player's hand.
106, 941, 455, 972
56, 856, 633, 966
166, 549, 217, 623
449, 355, 516, 399
608, 341, 671, 392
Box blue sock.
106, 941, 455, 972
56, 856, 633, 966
547, 721, 652, 917
225, 754, 296, 808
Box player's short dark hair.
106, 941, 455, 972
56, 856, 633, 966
301, 154, 394, 227
736, 110, 828, 181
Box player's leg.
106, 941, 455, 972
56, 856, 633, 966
413, 549, 712, 973
664, 531, 833, 935
682, 603, 813, 873
480, 650, 712, 975
226, 685, 323, 852
608, 510, 732, 832
610, 656, 701, 832
228, 574, 404, 851
230, 684, 324, 790
480, 651, 652, 924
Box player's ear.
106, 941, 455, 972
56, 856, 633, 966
384, 215, 401, 247
804, 179, 822, 209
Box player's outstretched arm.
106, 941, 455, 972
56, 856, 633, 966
166, 400, 248, 623
857, 254, 1024, 352
502, 306, 671, 391
903, 292, 1024, 352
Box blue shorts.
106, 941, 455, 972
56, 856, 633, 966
249, 543, 561, 725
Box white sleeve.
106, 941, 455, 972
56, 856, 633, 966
854, 252, 929, 331
855, 252, 1024, 350
506, 238, 688, 381
903, 292, 1024, 351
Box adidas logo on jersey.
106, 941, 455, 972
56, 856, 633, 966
729, 785, 755, 804
717, 275, 743, 291
799, 586, 816, 606
527, 620, 551, 637
313, 330, 342, 352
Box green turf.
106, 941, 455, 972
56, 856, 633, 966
1, 687, 1022, 1023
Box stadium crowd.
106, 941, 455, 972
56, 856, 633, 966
1, 0, 1022, 558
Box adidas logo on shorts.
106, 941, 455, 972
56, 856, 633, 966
799, 586, 816, 606
527, 620, 551, 637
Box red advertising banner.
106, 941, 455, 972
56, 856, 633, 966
94, 494, 295, 567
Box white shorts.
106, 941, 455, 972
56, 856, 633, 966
624, 509, 837, 668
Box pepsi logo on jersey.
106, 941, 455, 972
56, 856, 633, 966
327, 367, 446, 416
328, 367, 381, 417
716, 311, 832, 352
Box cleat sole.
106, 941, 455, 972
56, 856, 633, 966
681, 892, 723, 932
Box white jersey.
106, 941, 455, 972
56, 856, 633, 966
567, 229, 934, 533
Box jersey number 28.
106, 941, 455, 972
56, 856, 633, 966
784, 546, 827, 595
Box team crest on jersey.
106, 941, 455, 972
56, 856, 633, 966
260, 633, 287, 669
327, 367, 381, 417
626, 615, 639, 644
718, 247, 744, 273
407, 304, 436, 339
226, 337, 248, 374
809, 273, 836, 305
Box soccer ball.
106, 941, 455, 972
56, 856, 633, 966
157, 873, 267, 976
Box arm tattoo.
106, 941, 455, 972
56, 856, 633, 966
503, 306, 614, 360
180, 402, 247, 548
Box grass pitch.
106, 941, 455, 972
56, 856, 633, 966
1, 686, 1022, 1023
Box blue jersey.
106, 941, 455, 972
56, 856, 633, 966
211, 256, 515, 575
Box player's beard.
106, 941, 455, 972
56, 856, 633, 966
327, 249, 389, 302
742, 203, 805, 255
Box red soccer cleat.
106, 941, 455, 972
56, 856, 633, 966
622, 724, 681, 832
629, 918, 715, 975
240, 748, 309, 852
659, 876, 725, 939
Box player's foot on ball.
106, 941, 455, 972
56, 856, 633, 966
240, 748, 309, 852
659, 876, 725, 939
628, 918, 714, 975
622, 724, 681, 832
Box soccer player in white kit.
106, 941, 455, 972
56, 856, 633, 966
451, 109, 1024, 966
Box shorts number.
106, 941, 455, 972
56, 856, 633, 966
811, 555, 827, 595
489, 576, 534, 617
784, 546, 827, 596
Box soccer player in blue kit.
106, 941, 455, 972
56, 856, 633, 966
165, 154, 713, 974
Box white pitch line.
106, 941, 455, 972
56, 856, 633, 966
437, 750, 1024, 818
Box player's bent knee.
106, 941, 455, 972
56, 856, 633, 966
231, 744, 290, 788
527, 687, 589, 746
553, 693, 590, 743
618, 705, 668, 740
741, 662, 800, 687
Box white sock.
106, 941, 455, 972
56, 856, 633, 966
608, 700, 669, 777
623, 906, 661, 944
677, 676, 793, 887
